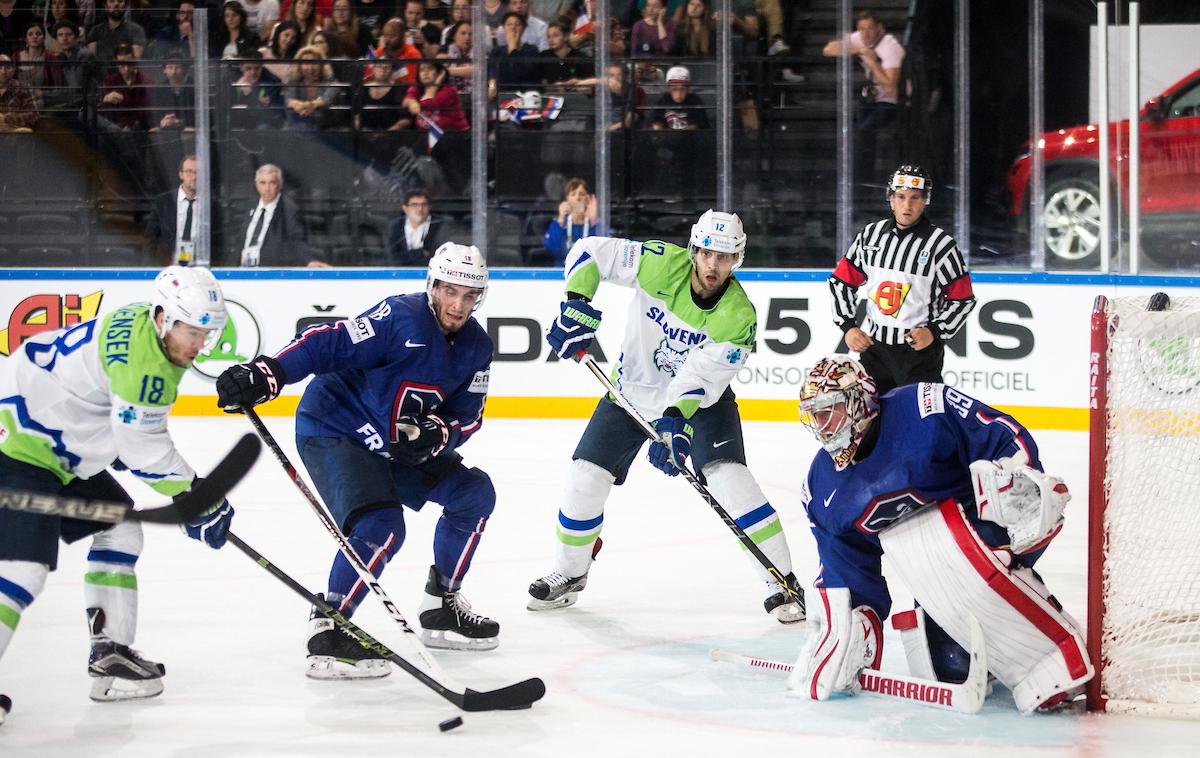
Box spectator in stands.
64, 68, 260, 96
147, 1, 196, 60
230, 49, 284, 128
568, 0, 629, 57
543, 177, 599, 267
144, 153, 199, 264
488, 12, 537, 98
355, 55, 408, 131
385, 189, 453, 266
42, 0, 80, 54
86, 0, 146, 61
713, 0, 758, 55
757, 0, 788, 56
0, 1, 28, 58
438, 19, 473, 94
0, 54, 37, 131
441, 0, 470, 46
212, 1, 261, 59
822, 9, 905, 182
46, 20, 93, 118
423, 0, 449, 28
261, 19, 301, 81
369, 17, 420, 85
649, 64, 706, 130
537, 20, 584, 90
239, 0, 281, 40
307, 29, 352, 81
482, 0, 508, 34
99, 43, 151, 130
504, 0, 547, 52
353, 0, 392, 41
630, 0, 675, 58
282, 0, 323, 47
151, 58, 192, 129
674, 0, 712, 57
237, 163, 322, 267
14, 23, 62, 107
418, 24, 442, 58
575, 61, 641, 129
323, 0, 373, 58
402, 0, 432, 49
284, 43, 344, 129
404, 59, 467, 133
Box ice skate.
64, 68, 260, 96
306, 601, 391, 680
88, 641, 166, 701
764, 575, 805, 624
418, 567, 499, 651
527, 571, 588, 611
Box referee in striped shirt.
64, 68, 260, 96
829, 164, 976, 396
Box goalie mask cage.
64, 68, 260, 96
1088, 294, 1200, 717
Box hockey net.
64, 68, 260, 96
1088, 294, 1200, 717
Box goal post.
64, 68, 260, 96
1087, 293, 1200, 717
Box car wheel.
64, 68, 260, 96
1042, 175, 1104, 268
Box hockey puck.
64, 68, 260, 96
0, 693, 12, 724
438, 716, 464, 732
1148, 292, 1170, 312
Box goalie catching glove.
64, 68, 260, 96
391, 414, 452, 466
970, 458, 1070, 555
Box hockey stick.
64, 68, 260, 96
707, 618, 988, 714
578, 353, 805, 614
0, 434, 261, 525
239, 407, 545, 711
225, 532, 545, 712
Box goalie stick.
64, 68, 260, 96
578, 353, 805, 615
707, 618, 988, 714
239, 407, 546, 711
225, 532, 545, 712
0, 434, 261, 525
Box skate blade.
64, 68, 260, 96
526, 592, 580, 611
89, 676, 164, 702
420, 629, 499, 651
306, 656, 391, 680
771, 602, 806, 625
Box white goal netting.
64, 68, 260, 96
1094, 294, 1200, 716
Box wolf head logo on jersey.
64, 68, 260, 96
653, 339, 688, 376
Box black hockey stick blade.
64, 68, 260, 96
0, 434, 260, 525
454, 680, 547, 712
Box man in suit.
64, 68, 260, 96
144, 154, 198, 264
385, 189, 454, 266
237, 163, 324, 267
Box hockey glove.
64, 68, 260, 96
648, 410, 693, 477
971, 459, 1070, 555
546, 299, 602, 360
216, 355, 285, 412
391, 414, 452, 466
182, 489, 234, 550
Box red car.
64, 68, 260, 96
1007, 66, 1200, 267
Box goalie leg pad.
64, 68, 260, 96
0, 560, 49, 659
879, 500, 1093, 714
555, 459, 615, 579
786, 587, 882, 700
891, 607, 937, 681
85, 521, 143, 646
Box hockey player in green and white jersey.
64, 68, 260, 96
527, 210, 803, 624
0, 266, 236, 713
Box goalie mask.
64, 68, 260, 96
886, 164, 932, 205
688, 209, 747, 269
150, 265, 227, 350
426, 242, 488, 311
799, 356, 879, 470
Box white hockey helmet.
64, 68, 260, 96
688, 209, 747, 269
426, 242, 488, 311
798, 356, 879, 471
150, 265, 227, 348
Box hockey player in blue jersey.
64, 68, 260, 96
786, 356, 1093, 714
215, 243, 499, 679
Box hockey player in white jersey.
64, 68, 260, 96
0, 266, 236, 718
527, 210, 803, 623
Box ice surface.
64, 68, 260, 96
2, 417, 1199, 757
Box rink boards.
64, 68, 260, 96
0, 268, 1197, 430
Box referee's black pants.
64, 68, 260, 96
858, 340, 945, 398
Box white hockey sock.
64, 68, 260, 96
555, 459, 615, 578
702, 461, 794, 583
0, 560, 49, 660
85, 521, 143, 645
